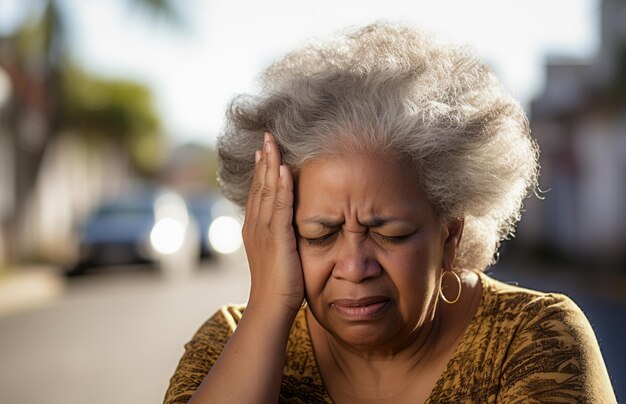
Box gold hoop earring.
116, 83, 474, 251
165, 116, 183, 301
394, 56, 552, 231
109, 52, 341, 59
439, 270, 462, 304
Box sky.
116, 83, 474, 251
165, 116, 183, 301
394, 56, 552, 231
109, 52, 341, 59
0, 0, 600, 146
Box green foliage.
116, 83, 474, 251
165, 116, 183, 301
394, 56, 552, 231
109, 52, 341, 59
14, 13, 48, 58
61, 66, 163, 174
129, 130, 164, 175
11, 5, 166, 176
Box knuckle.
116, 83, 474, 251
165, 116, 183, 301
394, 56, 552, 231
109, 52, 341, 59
273, 197, 290, 211
260, 184, 274, 199
249, 181, 263, 195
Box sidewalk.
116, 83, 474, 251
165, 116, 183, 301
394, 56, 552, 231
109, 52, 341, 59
0, 265, 65, 317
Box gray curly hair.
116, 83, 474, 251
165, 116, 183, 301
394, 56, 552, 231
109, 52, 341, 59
217, 23, 539, 271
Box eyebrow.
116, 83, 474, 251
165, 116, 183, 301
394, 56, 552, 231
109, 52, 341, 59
361, 217, 396, 227
301, 216, 407, 228
302, 217, 343, 228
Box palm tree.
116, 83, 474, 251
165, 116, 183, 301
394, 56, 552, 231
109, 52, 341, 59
1, 0, 182, 263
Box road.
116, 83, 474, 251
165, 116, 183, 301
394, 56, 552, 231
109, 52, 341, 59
0, 252, 250, 404
0, 255, 623, 403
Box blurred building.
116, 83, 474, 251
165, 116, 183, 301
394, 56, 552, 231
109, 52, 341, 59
161, 143, 218, 198
0, 34, 50, 265
526, 0, 626, 269
0, 65, 13, 266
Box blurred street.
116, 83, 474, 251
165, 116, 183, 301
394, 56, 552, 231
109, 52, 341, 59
1, 1, 624, 403
0, 253, 250, 404
1, 257, 624, 404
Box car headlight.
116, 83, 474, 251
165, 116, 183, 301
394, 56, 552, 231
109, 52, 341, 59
150, 217, 186, 254
208, 216, 242, 254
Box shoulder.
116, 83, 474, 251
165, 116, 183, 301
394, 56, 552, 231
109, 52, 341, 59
476, 271, 598, 339
479, 273, 610, 364
163, 304, 246, 404
181, 304, 246, 351
480, 271, 571, 313
477, 272, 616, 402
198, 304, 246, 337
478, 272, 599, 369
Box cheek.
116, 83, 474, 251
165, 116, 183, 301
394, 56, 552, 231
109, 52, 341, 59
381, 245, 439, 293
300, 249, 333, 296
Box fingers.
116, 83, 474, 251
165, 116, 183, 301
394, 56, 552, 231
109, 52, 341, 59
242, 135, 303, 311
258, 133, 281, 225
245, 147, 267, 228
270, 165, 294, 232
245, 133, 290, 231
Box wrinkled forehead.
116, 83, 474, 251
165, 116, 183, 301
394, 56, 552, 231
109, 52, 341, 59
293, 153, 437, 221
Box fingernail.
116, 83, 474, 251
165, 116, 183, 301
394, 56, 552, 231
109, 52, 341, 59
255, 150, 261, 163
265, 140, 271, 154
264, 132, 271, 142
279, 165, 285, 178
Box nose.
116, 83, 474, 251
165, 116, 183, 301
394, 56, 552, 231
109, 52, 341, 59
332, 234, 382, 283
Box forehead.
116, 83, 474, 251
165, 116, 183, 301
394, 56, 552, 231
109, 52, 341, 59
295, 154, 434, 218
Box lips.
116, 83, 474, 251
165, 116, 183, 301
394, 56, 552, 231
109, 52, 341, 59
330, 296, 390, 320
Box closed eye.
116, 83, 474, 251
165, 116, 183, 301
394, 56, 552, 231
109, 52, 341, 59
371, 232, 414, 245
302, 232, 338, 247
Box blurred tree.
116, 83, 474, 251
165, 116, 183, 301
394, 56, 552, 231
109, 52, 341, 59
61, 66, 162, 174
0, 0, 182, 262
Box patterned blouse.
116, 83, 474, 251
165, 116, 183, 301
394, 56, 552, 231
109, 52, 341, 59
164, 271, 616, 403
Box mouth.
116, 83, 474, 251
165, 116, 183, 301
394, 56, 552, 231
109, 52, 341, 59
330, 296, 390, 320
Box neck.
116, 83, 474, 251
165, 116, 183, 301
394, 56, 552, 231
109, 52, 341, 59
306, 303, 444, 398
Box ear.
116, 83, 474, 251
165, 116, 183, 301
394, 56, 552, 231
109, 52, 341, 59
442, 218, 464, 270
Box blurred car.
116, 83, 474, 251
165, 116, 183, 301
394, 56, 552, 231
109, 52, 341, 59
186, 194, 217, 258
187, 194, 244, 257
69, 189, 198, 275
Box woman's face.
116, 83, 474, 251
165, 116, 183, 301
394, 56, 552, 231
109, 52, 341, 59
295, 154, 461, 350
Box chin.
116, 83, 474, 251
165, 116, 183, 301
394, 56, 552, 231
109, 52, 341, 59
330, 323, 397, 349
311, 306, 403, 350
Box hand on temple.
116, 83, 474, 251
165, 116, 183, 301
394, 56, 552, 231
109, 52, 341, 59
243, 132, 304, 315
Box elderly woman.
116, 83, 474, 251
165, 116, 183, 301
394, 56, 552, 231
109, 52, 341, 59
164, 24, 615, 403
